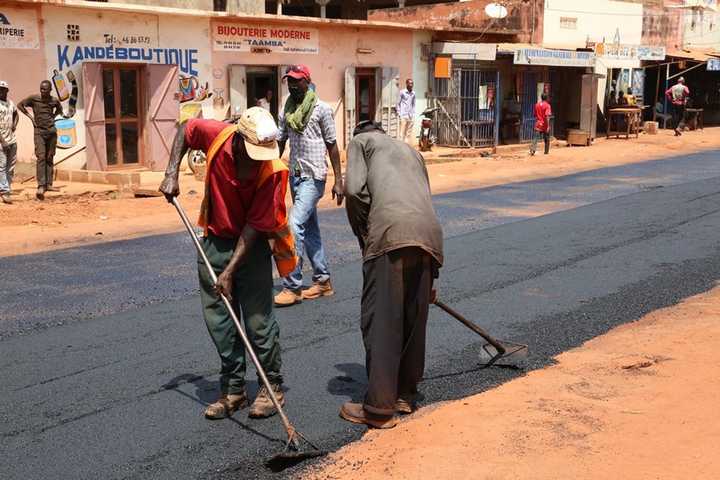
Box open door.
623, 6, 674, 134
378, 67, 399, 138
581, 73, 599, 140
344, 67, 356, 145
83, 63, 106, 171
278, 65, 290, 118
147, 64, 179, 171
229, 65, 247, 119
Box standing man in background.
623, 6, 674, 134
530, 93, 552, 156
18, 80, 64, 200
0, 80, 19, 205
666, 77, 690, 136
274, 65, 344, 307
397, 79, 416, 144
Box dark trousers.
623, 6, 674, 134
34, 129, 57, 188
197, 234, 282, 394
672, 103, 686, 131
530, 131, 550, 155
361, 247, 433, 416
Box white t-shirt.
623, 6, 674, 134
0, 99, 17, 146
258, 98, 271, 112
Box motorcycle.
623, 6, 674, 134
419, 107, 438, 152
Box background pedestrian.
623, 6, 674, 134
0, 80, 19, 205
18, 80, 64, 200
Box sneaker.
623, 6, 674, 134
395, 397, 415, 415
274, 288, 302, 307
1, 194, 11, 205
302, 280, 334, 300
339, 402, 397, 429
204, 391, 248, 419
36, 187, 45, 201
248, 383, 284, 418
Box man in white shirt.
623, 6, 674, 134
257, 90, 273, 113
396, 79, 416, 144
0, 80, 19, 205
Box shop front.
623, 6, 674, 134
37, 6, 214, 172
210, 19, 415, 149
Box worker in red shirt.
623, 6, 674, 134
665, 77, 690, 136
159, 108, 297, 420
530, 93, 552, 156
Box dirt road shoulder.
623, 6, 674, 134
305, 286, 720, 480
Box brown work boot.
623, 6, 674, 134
302, 279, 334, 300
339, 402, 397, 429
249, 383, 285, 418
204, 391, 248, 420
394, 397, 415, 415
1, 194, 11, 205
274, 288, 302, 307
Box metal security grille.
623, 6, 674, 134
430, 63, 499, 147
519, 70, 554, 142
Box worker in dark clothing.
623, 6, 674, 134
18, 80, 64, 200
340, 120, 443, 429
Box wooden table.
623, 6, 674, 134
607, 107, 642, 139
685, 108, 704, 131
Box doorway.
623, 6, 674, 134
246, 67, 279, 120
102, 65, 142, 168
355, 68, 377, 123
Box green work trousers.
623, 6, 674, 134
198, 233, 282, 394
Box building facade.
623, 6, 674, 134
1, 0, 422, 172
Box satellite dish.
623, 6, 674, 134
485, 2, 508, 19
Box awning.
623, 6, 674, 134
666, 48, 720, 62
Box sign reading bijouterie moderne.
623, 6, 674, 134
514, 48, 595, 67
0, 7, 40, 49
213, 24, 319, 54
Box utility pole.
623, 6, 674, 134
315, 0, 331, 18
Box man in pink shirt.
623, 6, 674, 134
530, 93, 552, 155
665, 77, 690, 136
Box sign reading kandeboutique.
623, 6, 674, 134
213, 24, 319, 54
56, 45, 200, 76
514, 48, 595, 67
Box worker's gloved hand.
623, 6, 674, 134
214, 270, 233, 300
159, 176, 180, 203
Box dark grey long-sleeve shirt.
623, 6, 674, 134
345, 131, 443, 267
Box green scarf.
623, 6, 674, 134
283, 90, 318, 133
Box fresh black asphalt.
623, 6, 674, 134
2, 151, 720, 479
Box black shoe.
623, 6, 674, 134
45, 186, 61, 192
1, 194, 11, 205
36, 187, 45, 200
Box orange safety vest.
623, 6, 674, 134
198, 126, 298, 277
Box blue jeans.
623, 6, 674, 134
0, 143, 17, 194
282, 175, 330, 291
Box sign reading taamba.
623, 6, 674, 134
213, 24, 319, 54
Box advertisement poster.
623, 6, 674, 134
213, 23, 319, 54
0, 7, 39, 49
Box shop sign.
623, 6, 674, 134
708, 58, 720, 71
595, 43, 666, 61
213, 24, 319, 54
514, 48, 595, 67
432, 42, 496, 61
0, 7, 39, 49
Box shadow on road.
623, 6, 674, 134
161, 373, 284, 446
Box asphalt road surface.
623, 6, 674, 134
3, 151, 720, 479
